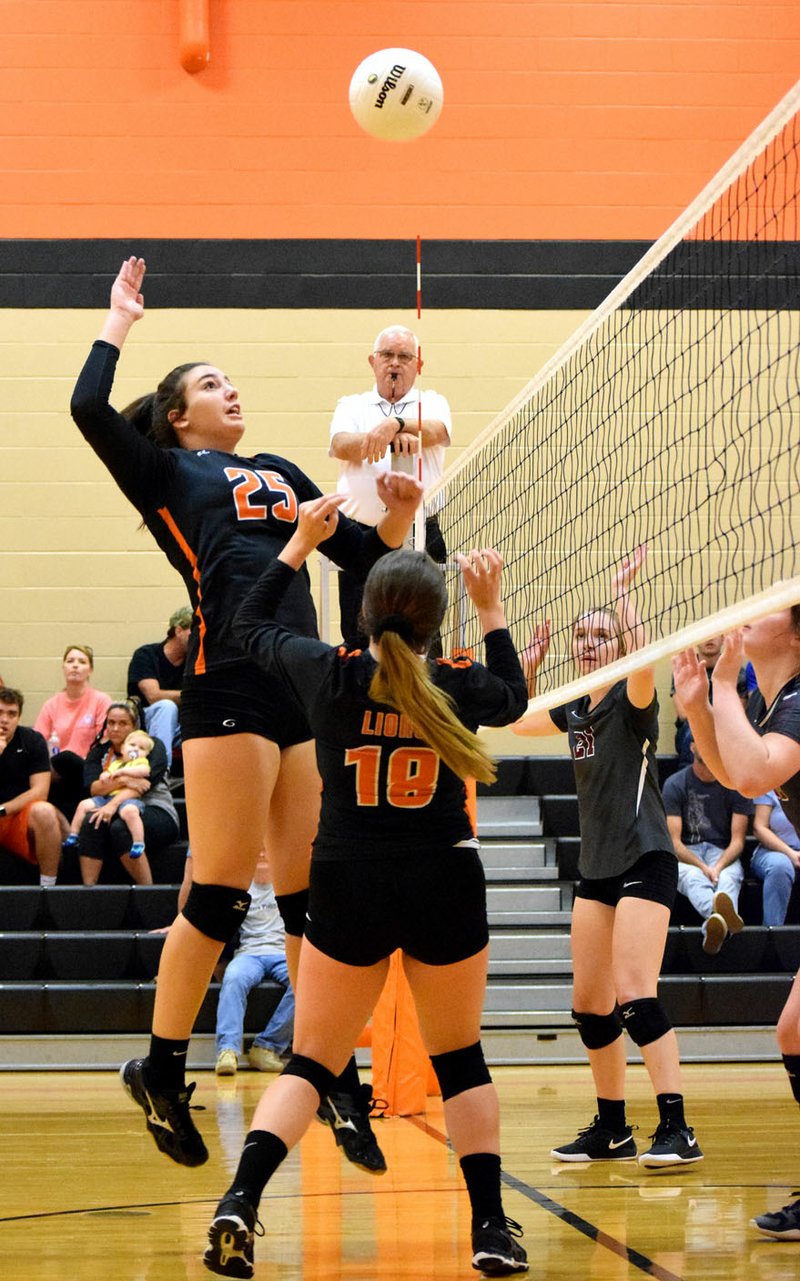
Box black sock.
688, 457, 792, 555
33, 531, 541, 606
147, 1035, 190, 1091
656, 1092, 687, 1128
228, 1130, 289, 1209
782, 1055, 800, 1105
332, 1054, 361, 1097
597, 1098, 627, 1133
460, 1152, 503, 1224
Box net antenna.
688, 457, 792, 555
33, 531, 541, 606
429, 81, 800, 713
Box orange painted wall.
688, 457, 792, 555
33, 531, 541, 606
1, 0, 797, 240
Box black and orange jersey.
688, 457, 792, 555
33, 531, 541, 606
71, 341, 393, 680
234, 559, 528, 859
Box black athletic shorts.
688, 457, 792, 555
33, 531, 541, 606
574, 849, 678, 910
305, 847, 490, 967
180, 662, 311, 750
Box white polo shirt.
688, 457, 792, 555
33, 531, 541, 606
329, 386, 452, 525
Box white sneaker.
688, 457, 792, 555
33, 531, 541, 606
215, 1048, 238, 1076
248, 1045, 285, 1073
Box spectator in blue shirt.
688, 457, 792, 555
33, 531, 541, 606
663, 741, 752, 953
751, 791, 800, 925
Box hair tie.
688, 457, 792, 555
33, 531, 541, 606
374, 614, 415, 644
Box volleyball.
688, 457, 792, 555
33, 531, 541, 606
349, 48, 443, 142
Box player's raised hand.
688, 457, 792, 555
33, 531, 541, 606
521, 621, 551, 675
376, 471, 423, 517
671, 647, 711, 711
712, 629, 746, 688
456, 548, 508, 635
457, 548, 503, 609
110, 257, 146, 322
611, 544, 647, 599
100, 257, 147, 349
295, 494, 346, 550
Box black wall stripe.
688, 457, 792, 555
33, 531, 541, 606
0, 239, 649, 309
0, 239, 795, 309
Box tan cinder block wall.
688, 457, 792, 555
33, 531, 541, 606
5, 304, 665, 755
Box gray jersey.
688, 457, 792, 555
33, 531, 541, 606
550, 681, 672, 879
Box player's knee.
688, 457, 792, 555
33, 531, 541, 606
275, 888, 309, 938
281, 1053, 337, 1103
181, 881, 251, 943
429, 1041, 492, 1101
572, 1009, 623, 1050
618, 997, 671, 1047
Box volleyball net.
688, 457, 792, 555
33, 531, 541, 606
430, 81, 800, 711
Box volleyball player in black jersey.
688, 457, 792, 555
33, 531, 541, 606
200, 501, 528, 1279
674, 608, 800, 1235
513, 549, 703, 1169
71, 257, 421, 1170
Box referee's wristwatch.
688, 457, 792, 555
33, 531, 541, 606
394, 416, 405, 432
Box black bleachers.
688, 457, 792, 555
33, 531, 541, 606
0, 882, 282, 1040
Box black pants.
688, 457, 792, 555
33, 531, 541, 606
77, 806, 179, 864
338, 515, 447, 654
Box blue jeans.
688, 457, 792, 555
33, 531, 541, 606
215, 952, 294, 1055
750, 845, 798, 925
676, 841, 743, 922
143, 700, 180, 768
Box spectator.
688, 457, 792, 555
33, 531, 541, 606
127, 607, 192, 766
0, 688, 64, 886
663, 741, 752, 953
76, 702, 179, 886
34, 644, 113, 820
65, 729, 154, 863
215, 849, 295, 1077
672, 636, 748, 766
329, 324, 451, 650
751, 791, 800, 926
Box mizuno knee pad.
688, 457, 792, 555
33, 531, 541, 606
182, 881, 251, 943
618, 997, 672, 1047
572, 1009, 623, 1050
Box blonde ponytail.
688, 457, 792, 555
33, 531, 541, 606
368, 632, 496, 785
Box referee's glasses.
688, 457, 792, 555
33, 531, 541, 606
373, 349, 415, 364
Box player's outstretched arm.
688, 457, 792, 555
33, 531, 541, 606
99, 257, 146, 350
510, 620, 563, 737
611, 545, 654, 709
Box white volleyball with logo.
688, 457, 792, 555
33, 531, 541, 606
349, 48, 443, 141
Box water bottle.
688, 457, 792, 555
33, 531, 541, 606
48, 730, 60, 758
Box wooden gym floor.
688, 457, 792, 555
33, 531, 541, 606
1, 1062, 798, 1281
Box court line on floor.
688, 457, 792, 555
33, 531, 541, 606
406, 1115, 686, 1281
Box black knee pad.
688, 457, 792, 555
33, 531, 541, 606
430, 1042, 492, 1102
281, 1053, 337, 1103
275, 888, 309, 938
572, 1009, 623, 1050
618, 998, 672, 1047
181, 882, 251, 943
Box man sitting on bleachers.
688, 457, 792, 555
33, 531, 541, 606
663, 740, 752, 954
127, 606, 191, 767
0, 688, 64, 886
